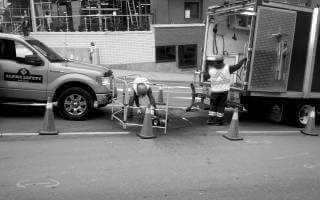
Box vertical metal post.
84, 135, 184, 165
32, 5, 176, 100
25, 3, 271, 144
200, 16, 210, 82
104, 17, 107, 31
127, 16, 130, 31
84, 17, 88, 32
303, 8, 320, 98
30, 0, 37, 32
65, 12, 69, 32
164, 86, 169, 135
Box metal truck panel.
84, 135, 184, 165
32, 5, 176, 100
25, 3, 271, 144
248, 6, 297, 92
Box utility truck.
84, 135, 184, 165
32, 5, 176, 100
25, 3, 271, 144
188, 0, 320, 127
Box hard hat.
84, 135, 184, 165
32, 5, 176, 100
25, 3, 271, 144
136, 83, 148, 96
207, 55, 224, 62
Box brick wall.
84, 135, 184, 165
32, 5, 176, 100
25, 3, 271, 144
31, 31, 155, 65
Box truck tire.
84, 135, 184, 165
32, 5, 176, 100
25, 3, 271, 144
57, 87, 94, 120
295, 104, 314, 128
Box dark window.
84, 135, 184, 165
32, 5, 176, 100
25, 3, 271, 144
156, 46, 176, 63
185, 2, 200, 19
178, 44, 197, 68
0, 39, 16, 60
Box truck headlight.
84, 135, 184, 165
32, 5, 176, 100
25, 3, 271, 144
97, 76, 110, 86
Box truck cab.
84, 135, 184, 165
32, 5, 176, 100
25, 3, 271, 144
0, 33, 115, 120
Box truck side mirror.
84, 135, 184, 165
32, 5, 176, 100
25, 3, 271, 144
25, 55, 44, 66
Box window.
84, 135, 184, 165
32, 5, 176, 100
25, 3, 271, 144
178, 44, 197, 68
185, 2, 200, 19
0, 39, 16, 60
156, 46, 176, 63
15, 42, 34, 59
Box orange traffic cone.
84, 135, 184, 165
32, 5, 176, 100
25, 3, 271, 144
222, 108, 243, 141
300, 107, 319, 136
157, 86, 165, 105
38, 97, 59, 135
137, 106, 156, 139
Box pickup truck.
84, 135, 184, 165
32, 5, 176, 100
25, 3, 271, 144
0, 33, 115, 120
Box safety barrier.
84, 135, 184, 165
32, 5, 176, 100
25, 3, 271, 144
110, 75, 169, 135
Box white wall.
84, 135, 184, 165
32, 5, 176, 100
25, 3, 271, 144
31, 31, 155, 65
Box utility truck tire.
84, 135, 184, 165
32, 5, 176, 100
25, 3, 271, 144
58, 87, 94, 120
295, 104, 313, 128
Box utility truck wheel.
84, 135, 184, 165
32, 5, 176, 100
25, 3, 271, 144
58, 87, 94, 120
295, 104, 313, 128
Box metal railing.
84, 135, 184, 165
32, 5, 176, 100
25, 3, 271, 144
34, 14, 152, 32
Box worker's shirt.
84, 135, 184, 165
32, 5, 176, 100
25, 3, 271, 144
209, 64, 231, 92
132, 77, 150, 94
208, 59, 246, 92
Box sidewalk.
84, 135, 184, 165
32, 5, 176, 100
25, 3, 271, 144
112, 69, 195, 83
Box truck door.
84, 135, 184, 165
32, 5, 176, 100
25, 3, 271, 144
248, 7, 297, 92
0, 39, 48, 101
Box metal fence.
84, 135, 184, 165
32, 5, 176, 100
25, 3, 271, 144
34, 14, 152, 32
0, 8, 29, 34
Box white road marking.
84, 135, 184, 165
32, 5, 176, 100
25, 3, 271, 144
59, 132, 130, 135
303, 163, 320, 169
17, 179, 60, 188
274, 152, 309, 160
216, 130, 299, 134
245, 140, 272, 144
1, 132, 131, 136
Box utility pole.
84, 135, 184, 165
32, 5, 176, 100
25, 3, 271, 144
29, 0, 36, 32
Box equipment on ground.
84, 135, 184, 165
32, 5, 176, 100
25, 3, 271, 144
188, 0, 320, 128
110, 75, 169, 134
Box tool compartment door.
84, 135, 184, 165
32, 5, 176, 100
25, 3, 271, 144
248, 7, 297, 92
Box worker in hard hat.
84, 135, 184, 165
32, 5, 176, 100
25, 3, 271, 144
128, 76, 157, 116
206, 55, 247, 125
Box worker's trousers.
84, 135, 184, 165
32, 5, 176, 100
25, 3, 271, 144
208, 91, 228, 118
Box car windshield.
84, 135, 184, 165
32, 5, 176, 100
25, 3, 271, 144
26, 39, 66, 62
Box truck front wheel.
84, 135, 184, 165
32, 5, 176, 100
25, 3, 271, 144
57, 87, 94, 120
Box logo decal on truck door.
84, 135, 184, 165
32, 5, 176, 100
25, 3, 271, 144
4, 68, 43, 83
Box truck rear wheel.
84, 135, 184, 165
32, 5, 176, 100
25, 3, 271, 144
295, 104, 313, 128
57, 87, 94, 120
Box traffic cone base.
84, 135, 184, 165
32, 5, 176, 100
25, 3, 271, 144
38, 97, 59, 135
300, 108, 319, 136
222, 108, 243, 141
300, 130, 319, 136
222, 133, 243, 141
137, 106, 156, 139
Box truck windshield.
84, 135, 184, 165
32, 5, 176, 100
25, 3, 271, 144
26, 39, 65, 63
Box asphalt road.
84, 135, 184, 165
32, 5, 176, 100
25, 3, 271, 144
0, 130, 320, 200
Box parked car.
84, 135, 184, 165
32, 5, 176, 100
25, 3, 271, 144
0, 33, 115, 120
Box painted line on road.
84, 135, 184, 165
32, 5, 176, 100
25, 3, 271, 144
59, 132, 131, 135
216, 130, 300, 134
0, 131, 131, 136
274, 152, 309, 160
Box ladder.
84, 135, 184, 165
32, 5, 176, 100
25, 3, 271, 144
126, 0, 139, 29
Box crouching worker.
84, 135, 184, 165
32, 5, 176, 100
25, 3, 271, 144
128, 76, 157, 116
206, 55, 247, 125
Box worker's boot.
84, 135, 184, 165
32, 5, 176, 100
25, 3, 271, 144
213, 116, 225, 126
207, 116, 217, 125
